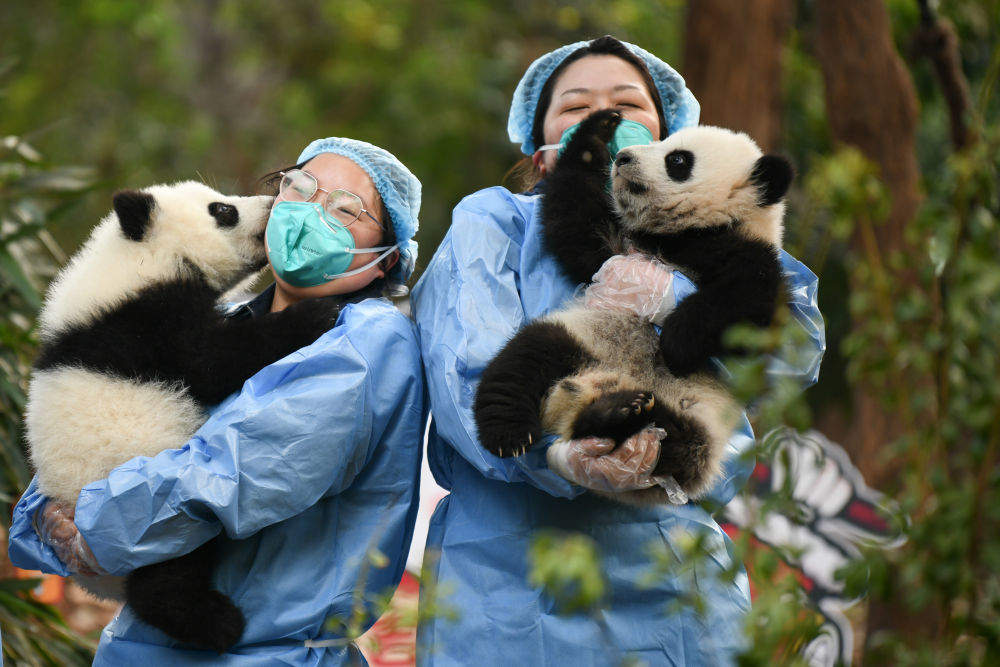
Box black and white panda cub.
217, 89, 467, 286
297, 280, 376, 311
26, 181, 343, 651
474, 110, 792, 505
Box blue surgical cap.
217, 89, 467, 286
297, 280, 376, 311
297, 137, 421, 282
508, 38, 701, 155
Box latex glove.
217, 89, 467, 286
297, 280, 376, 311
34, 501, 105, 576
583, 253, 676, 325
547, 427, 663, 493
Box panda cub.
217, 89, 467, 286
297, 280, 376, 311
474, 110, 792, 505
26, 182, 343, 651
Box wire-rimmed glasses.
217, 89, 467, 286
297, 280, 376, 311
278, 169, 383, 230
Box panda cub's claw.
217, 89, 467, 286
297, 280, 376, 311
561, 109, 622, 169
580, 108, 623, 144
480, 428, 538, 459
571, 389, 659, 445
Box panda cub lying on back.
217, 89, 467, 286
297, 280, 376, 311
26, 182, 342, 651
474, 110, 792, 505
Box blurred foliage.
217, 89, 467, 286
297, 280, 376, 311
529, 530, 607, 614
852, 120, 1000, 667
0, 124, 98, 663
0, 131, 94, 524
0, 577, 96, 666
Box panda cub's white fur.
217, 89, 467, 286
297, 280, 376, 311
25, 181, 352, 650
37, 182, 270, 341
27, 181, 272, 505
612, 125, 785, 246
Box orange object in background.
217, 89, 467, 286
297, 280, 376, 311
15, 568, 65, 605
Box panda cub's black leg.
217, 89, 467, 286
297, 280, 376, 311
475, 320, 595, 458
126, 542, 244, 652
652, 411, 712, 490
540, 109, 624, 285
570, 390, 661, 445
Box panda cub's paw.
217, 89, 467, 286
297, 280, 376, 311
560, 109, 622, 170
570, 389, 659, 445
479, 426, 539, 459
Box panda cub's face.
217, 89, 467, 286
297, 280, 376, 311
610, 126, 791, 247
114, 181, 274, 290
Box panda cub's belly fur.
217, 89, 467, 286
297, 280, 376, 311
27, 367, 204, 503
539, 304, 739, 504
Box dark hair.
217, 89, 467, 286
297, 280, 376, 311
505, 36, 668, 193
255, 160, 398, 270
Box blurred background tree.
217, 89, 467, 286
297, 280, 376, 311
1, 0, 997, 663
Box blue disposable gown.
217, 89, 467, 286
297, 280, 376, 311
411, 186, 825, 666
9, 298, 426, 665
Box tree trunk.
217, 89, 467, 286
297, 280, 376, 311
682, 0, 794, 151
814, 0, 922, 484
815, 0, 923, 254
813, 0, 940, 651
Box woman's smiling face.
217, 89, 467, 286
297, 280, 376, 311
536, 55, 662, 174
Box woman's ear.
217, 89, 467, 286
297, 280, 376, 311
532, 150, 548, 178
380, 249, 400, 276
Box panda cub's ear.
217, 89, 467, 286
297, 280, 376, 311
113, 190, 156, 241
749, 155, 794, 207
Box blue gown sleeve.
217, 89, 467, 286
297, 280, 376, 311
698, 249, 826, 507
10, 301, 424, 577
412, 191, 583, 498
773, 250, 826, 387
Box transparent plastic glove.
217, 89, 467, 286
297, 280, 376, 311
34, 501, 105, 576
583, 253, 676, 325
547, 427, 665, 494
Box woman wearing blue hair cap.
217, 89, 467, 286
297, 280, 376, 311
413, 36, 824, 664
9, 138, 427, 664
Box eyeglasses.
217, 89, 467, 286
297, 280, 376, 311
278, 169, 384, 230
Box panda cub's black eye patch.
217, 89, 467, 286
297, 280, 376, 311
208, 202, 239, 228
665, 150, 694, 182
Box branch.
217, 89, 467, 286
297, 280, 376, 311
911, 0, 975, 150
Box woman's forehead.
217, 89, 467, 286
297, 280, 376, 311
302, 153, 378, 206
552, 55, 651, 97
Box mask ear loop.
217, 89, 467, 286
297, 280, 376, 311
537, 143, 563, 152
322, 244, 398, 281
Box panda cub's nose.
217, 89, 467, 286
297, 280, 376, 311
615, 153, 633, 166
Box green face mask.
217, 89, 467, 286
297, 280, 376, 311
538, 118, 655, 161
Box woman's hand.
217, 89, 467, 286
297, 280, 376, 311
34, 501, 105, 576
546, 427, 665, 493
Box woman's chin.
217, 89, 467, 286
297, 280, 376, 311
271, 269, 381, 300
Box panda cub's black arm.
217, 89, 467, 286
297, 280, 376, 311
540, 110, 625, 285
182, 296, 343, 406
634, 228, 784, 376
474, 320, 595, 458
